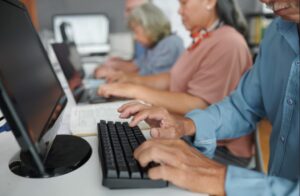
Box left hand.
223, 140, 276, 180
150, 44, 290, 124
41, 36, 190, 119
98, 83, 140, 99
134, 139, 227, 195
118, 102, 195, 139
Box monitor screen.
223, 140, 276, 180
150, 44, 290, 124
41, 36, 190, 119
0, 0, 66, 159
52, 42, 84, 92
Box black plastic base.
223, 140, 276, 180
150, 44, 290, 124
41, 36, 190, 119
9, 135, 92, 178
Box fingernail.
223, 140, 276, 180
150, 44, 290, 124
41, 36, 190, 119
129, 121, 134, 127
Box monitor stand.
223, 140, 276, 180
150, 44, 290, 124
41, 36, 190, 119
9, 135, 92, 178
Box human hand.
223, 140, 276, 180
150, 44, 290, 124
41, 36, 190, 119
104, 57, 125, 69
105, 71, 131, 83
134, 139, 226, 195
94, 66, 116, 79
118, 102, 196, 139
98, 83, 139, 99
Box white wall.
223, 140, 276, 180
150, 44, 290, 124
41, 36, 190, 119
152, 0, 192, 48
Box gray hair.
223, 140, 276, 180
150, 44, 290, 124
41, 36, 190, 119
128, 3, 171, 45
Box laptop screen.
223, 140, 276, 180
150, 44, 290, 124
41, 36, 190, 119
52, 42, 88, 102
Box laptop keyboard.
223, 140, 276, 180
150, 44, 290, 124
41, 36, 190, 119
97, 120, 168, 189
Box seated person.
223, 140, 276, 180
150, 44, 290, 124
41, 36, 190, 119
125, 0, 149, 60
116, 0, 299, 194
94, 3, 184, 80
98, 0, 253, 161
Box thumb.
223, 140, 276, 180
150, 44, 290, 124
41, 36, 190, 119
150, 128, 160, 138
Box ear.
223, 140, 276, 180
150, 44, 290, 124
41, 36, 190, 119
206, 0, 217, 10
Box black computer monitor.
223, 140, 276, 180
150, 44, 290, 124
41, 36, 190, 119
0, 0, 91, 178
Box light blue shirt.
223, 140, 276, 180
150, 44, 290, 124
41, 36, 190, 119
134, 34, 184, 75
134, 41, 146, 61
186, 17, 299, 195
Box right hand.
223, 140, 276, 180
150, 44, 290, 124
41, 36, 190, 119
118, 102, 196, 139
134, 139, 226, 195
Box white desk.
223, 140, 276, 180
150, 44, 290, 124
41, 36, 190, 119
0, 132, 206, 196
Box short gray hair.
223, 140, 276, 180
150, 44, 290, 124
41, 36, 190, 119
128, 3, 171, 45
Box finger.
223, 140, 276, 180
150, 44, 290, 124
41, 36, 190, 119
97, 86, 105, 96
107, 75, 118, 84
98, 85, 114, 98
130, 109, 166, 127
147, 164, 183, 182
118, 101, 142, 113
150, 126, 181, 139
118, 103, 150, 119
134, 140, 184, 167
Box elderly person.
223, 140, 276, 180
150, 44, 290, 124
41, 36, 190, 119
125, 0, 148, 59
117, 0, 300, 195
95, 3, 184, 79
99, 0, 253, 162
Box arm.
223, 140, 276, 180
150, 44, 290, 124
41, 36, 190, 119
134, 87, 208, 115
94, 59, 139, 79
186, 52, 265, 157
119, 103, 299, 195
99, 83, 208, 115
109, 60, 138, 73
129, 72, 171, 90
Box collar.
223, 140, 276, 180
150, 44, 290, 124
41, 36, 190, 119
188, 20, 223, 51
276, 17, 299, 55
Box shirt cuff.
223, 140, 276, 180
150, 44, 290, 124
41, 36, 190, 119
225, 166, 266, 196
185, 109, 218, 158
226, 166, 300, 196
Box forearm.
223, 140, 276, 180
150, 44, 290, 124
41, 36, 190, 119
112, 61, 139, 73
134, 87, 208, 115
130, 73, 170, 90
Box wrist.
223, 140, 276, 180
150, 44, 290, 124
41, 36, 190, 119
131, 75, 142, 85
216, 165, 227, 196
129, 85, 144, 99
182, 118, 196, 136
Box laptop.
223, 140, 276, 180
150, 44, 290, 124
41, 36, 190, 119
52, 42, 124, 104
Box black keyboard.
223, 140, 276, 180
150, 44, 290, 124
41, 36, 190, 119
97, 120, 168, 189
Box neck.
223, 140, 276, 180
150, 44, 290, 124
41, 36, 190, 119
191, 15, 220, 35
205, 12, 219, 30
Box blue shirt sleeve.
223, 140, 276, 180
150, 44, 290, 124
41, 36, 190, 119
226, 166, 299, 196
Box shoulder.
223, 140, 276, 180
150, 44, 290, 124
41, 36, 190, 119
157, 34, 184, 49
260, 17, 295, 49
212, 25, 248, 49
